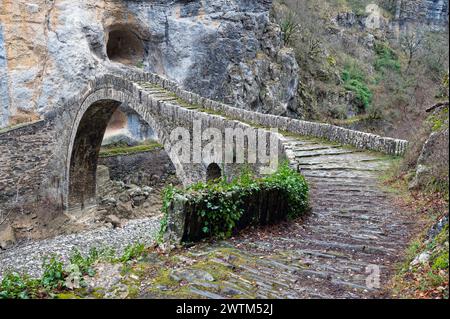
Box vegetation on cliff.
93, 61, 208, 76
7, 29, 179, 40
275, 0, 449, 300
274, 0, 449, 140
383, 104, 448, 299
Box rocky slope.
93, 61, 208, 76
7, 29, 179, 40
0, 0, 298, 128
273, 0, 448, 140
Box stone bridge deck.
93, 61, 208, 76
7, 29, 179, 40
0, 129, 413, 298
135, 136, 413, 299
0, 72, 414, 298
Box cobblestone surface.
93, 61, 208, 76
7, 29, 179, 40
121, 137, 413, 299
0, 135, 413, 299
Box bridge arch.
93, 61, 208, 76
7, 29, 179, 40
206, 163, 222, 182
58, 73, 288, 213
65, 86, 187, 212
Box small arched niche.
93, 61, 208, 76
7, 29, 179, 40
206, 163, 222, 182
106, 27, 144, 66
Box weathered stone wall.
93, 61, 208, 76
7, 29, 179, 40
98, 148, 176, 187
0, 120, 58, 211
163, 187, 292, 244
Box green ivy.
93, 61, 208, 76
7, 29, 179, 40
159, 162, 309, 240
263, 162, 310, 219
157, 185, 181, 243
40, 256, 66, 290
0, 273, 40, 299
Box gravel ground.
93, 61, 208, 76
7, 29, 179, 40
0, 217, 161, 279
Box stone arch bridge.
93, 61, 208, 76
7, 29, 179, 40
0, 71, 408, 216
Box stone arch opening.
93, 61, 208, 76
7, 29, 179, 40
102, 106, 156, 145
68, 100, 120, 210
67, 98, 181, 217
106, 28, 144, 66
206, 163, 222, 182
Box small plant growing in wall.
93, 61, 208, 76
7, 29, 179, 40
135, 61, 145, 69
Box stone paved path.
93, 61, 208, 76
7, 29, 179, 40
0, 81, 414, 299
110, 82, 415, 299
131, 135, 414, 299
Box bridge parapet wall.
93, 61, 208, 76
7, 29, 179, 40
0, 69, 409, 217
127, 71, 409, 156
0, 72, 288, 214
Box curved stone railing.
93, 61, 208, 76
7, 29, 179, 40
119, 70, 409, 156
0, 69, 409, 224
0, 70, 409, 156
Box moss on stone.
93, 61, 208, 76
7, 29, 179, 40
99, 141, 163, 157
432, 251, 449, 270
55, 292, 81, 299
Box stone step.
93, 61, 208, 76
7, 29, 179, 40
130, 134, 410, 299
294, 149, 357, 158
299, 238, 397, 254
290, 145, 343, 152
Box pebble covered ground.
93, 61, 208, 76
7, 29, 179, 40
0, 217, 161, 279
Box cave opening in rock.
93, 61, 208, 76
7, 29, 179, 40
106, 28, 144, 66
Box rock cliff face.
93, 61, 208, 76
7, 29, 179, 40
0, 0, 298, 128
334, 1, 448, 32
394, 0, 449, 27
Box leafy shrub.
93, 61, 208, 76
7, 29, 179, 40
0, 273, 40, 299
41, 256, 66, 290
159, 163, 309, 239
344, 79, 373, 109
186, 168, 259, 239
119, 243, 146, 263
432, 251, 449, 270
374, 42, 401, 73
342, 64, 373, 109
0, 243, 148, 298
69, 248, 102, 277
263, 163, 310, 219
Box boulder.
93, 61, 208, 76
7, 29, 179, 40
410, 128, 449, 190
170, 269, 215, 283
105, 215, 122, 228
0, 223, 16, 249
